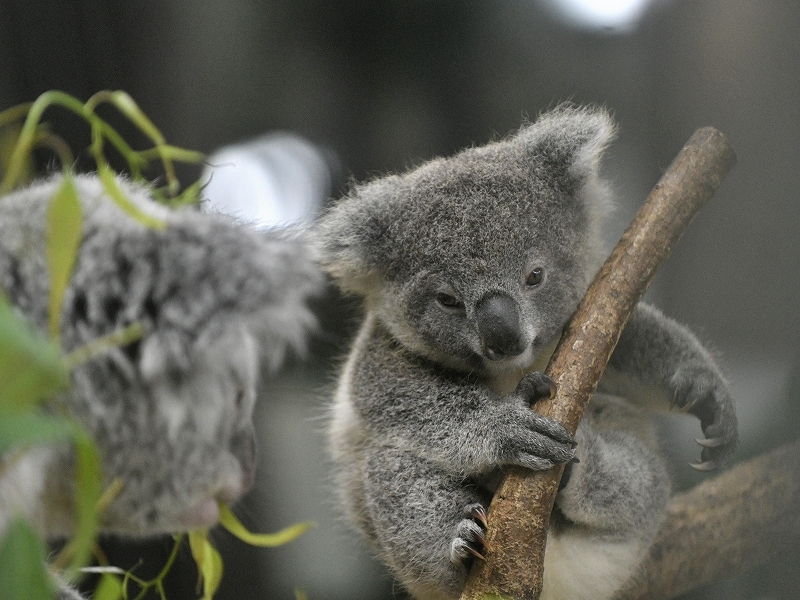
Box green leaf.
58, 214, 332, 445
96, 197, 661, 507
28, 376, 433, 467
0, 296, 68, 411
0, 410, 75, 455
97, 164, 167, 230
62, 323, 145, 371
218, 502, 314, 547
46, 174, 83, 342
0, 517, 55, 600
188, 530, 223, 600
106, 91, 165, 145
66, 429, 103, 575
0, 411, 102, 576
0, 91, 86, 195
91, 572, 124, 600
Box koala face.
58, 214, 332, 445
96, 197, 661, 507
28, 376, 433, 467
315, 105, 615, 376
371, 189, 588, 376
68, 319, 258, 535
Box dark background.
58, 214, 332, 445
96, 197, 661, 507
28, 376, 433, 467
2, 1, 799, 598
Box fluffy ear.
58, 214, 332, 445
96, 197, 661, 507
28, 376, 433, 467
515, 104, 616, 228
515, 104, 615, 186
311, 175, 400, 295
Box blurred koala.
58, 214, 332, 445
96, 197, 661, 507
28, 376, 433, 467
0, 173, 322, 543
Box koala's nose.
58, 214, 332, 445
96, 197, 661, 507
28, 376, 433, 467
475, 292, 524, 360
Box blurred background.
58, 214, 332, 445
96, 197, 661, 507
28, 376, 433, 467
1, 1, 798, 598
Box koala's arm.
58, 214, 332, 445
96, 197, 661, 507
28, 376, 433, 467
602, 302, 738, 467
347, 318, 575, 475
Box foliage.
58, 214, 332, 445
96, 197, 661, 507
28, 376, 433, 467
186, 504, 313, 600
0, 91, 311, 599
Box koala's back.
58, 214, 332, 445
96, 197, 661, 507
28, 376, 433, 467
0, 175, 169, 332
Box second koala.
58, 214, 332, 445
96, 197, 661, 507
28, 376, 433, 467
313, 106, 738, 600
0, 174, 322, 542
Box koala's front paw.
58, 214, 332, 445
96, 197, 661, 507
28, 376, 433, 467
449, 503, 488, 564
670, 362, 738, 470
495, 372, 576, 471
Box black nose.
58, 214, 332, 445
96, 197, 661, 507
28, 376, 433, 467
475, 293, 524, 360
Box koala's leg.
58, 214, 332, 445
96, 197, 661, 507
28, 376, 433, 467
542, 394, 669, 600
362, 447, 490, 600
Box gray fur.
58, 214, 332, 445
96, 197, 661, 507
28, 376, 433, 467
0, 173, 323, 541
314, 105, 738, 600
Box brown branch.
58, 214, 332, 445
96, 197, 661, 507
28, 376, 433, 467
459, 127, 737, 600
614, 438, 800, 599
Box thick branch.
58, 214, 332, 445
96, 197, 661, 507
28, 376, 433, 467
460, 128, 737, 600
615, 438, 800, 599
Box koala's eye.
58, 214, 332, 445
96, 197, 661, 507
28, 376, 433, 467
436, 292, 464, 310
526, 267, 544, 288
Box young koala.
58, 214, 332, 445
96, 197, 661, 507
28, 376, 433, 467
313, 105, 738, 600
0, 174, 322, 542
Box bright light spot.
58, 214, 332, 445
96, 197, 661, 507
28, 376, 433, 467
542, 0, 653, 31
201, 133, 334, 229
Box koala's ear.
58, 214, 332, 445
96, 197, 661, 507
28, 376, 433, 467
311, 176, 399, 295
515, 104, 616, 187
513, 104, 616, 232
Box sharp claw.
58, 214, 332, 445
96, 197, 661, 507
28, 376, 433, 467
679, 398, 697, 413
465, 546, 486, 561
473, 527, 492, 551
695, 437, 725, 448
669, 391, 678, 411
468, 505, 488, 528
690, 459, 719, 472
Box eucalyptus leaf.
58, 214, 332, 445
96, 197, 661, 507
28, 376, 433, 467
0, 410, 75, 454
218, 502, 314, 547
46, 174, 83, 342
0, 517, 55, 600
0, 296, 67, 411
91, 572, 123, 600
188, 529, 223, 600
0, 410, 102, 576
66, 429, 103, 575
107, 91, 165, 144
97, 164, 166, 230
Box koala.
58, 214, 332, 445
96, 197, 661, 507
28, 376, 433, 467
313, 105, 738, 600
0, 174, 322, 544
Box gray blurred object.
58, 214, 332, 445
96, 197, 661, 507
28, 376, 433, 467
201, 132, 337, 227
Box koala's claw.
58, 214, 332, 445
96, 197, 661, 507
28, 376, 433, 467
690, 459, 721, 472
465, 502, 489, 529
450, 504, 489, 564
670, 363, 738, 469
516, 371, 558, 404
695, 436, 725, 449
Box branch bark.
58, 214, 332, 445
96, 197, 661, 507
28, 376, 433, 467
615, 438, 800, 599
459, 127, 737, 600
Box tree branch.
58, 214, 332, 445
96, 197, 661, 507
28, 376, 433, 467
614, 438, 800, 599
459, 127, 737, 600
